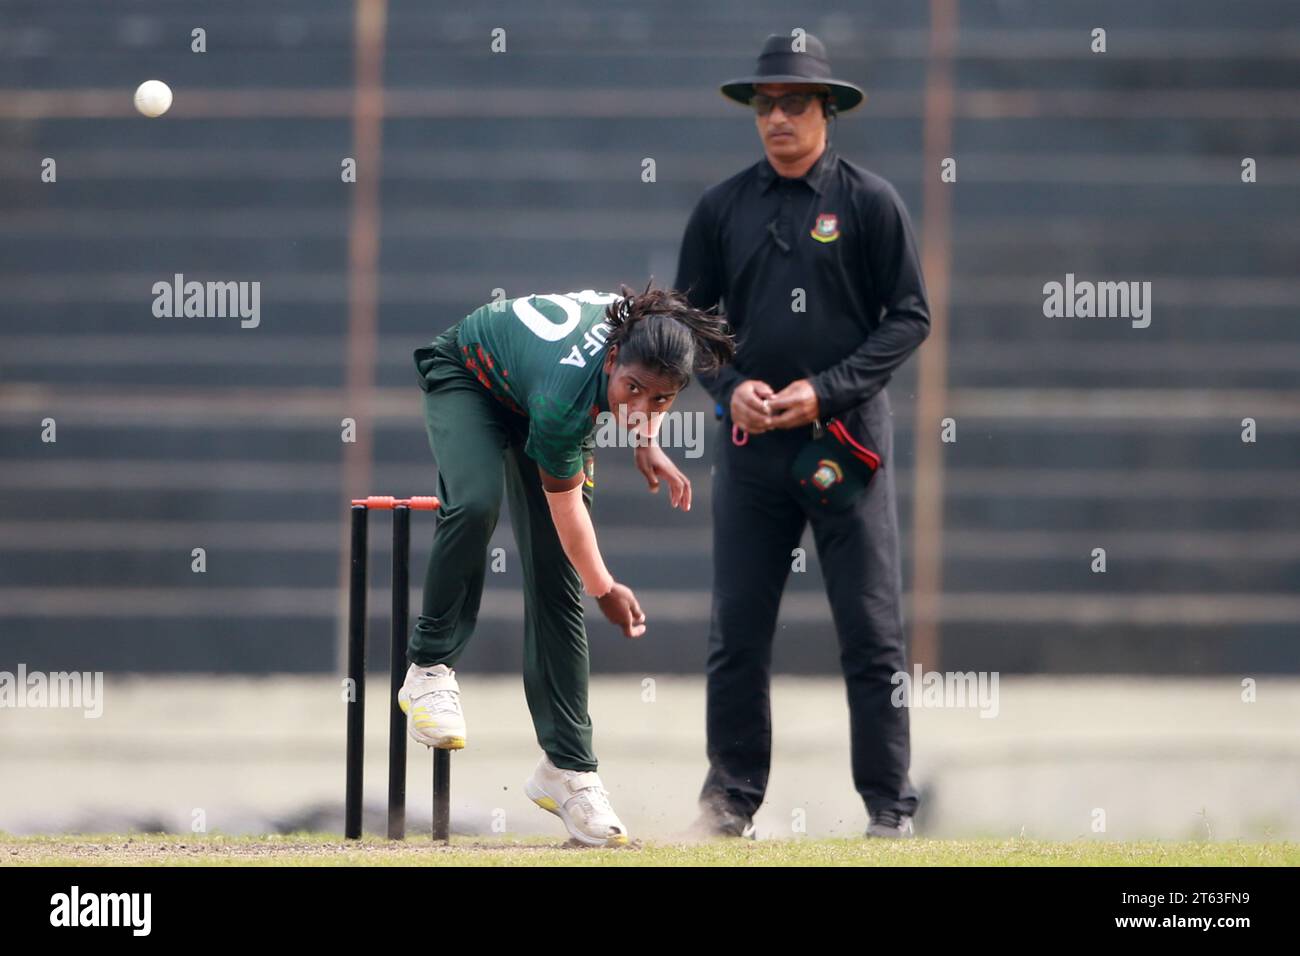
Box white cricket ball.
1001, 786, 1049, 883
133, 80, 173, 118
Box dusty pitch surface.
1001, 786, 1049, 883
3, 834, 1296, 867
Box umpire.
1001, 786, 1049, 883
675, 33, 930, 838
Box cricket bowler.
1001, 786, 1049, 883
401, 285, 734, 845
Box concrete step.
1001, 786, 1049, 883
2, 538, 1296, 593
0, 609, 1293, 676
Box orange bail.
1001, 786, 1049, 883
350, 495, 441, 510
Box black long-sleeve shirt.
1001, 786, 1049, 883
674, 144, 930, 419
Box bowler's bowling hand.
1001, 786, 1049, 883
633, 443, 692, 511
767, 379, 821, 429
596, 582, 647, 638
730, 379, 777, 434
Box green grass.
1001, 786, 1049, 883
2, 833, 1296, 866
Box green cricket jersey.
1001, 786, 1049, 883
416, 290, 622, 479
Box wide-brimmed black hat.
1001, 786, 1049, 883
720, 33, 866, 114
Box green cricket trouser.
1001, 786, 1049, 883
409, 324, 598, 772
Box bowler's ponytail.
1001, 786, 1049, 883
604, 281, 735, 387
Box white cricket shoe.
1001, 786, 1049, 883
525, 754, 631, 842
524, 754, 629, 847
397, 663, 466, 750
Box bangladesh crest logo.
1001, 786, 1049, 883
811, 458, 843, 490
810, 212, 840, 243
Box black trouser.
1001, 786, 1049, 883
700, 387, 920, 821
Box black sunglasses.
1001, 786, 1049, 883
750, 92, 825, 117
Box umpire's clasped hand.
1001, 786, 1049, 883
766, 379, 821, 429
730, 379, 778, 434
